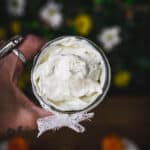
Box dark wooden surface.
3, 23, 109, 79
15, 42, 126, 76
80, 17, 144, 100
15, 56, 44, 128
1, 95, 150, 150
26, 95, 150, 150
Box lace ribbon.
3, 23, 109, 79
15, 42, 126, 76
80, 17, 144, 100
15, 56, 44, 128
37, 112, 94, 137
36, 99, 94, 137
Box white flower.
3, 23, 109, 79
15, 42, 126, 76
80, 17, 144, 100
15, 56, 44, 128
39, 1, 63, 30
97, 26, 121, 52
123, 138, 139, 150
0, 141, 8, 150
7, 0, 26, 16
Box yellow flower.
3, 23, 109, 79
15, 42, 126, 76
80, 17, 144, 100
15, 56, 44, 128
73, 14, 92, 36
114, 71, 131, 88
10, 20, 22, 34
0, 27, 6, 40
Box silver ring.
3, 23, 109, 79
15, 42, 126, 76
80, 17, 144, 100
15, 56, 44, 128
12, 48, 26, 64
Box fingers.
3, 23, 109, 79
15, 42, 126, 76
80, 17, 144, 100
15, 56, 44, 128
13, 35, 50, 129
0, 85, 52, 134
18, 34, 46, 61
17, 104, 52, 130
5, 34, 46, 82
19, 99, 52, 130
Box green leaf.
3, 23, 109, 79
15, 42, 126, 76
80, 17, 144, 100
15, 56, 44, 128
94, 0, 114, 4
125, 0, 135, 6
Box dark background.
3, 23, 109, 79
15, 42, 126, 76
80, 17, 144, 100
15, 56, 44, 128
0, 0, 150, 150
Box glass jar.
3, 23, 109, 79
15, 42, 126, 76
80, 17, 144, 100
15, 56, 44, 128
31, 36, 111, 114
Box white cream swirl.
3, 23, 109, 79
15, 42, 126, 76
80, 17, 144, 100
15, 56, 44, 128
33, 37, 106, 111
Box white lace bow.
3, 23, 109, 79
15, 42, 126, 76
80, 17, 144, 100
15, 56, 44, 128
37, 100, 94, 137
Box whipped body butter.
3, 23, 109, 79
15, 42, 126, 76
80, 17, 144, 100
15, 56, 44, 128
31, 36, 110, 113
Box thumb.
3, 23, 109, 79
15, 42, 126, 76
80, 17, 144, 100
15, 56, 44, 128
31, 102, 52, 118
16, 89, 52, 130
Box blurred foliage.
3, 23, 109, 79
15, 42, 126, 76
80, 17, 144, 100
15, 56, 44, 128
0, 0, 150, 95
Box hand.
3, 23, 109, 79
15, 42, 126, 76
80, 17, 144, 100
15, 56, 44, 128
0, 35, 51, 135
